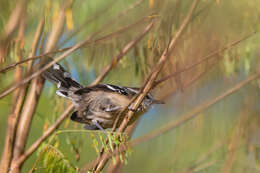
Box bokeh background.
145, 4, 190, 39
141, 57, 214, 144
1, 0, 260, 172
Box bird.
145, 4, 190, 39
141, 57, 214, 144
42, 59, 163, 130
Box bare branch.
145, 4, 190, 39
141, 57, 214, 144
0, 11, 28, 173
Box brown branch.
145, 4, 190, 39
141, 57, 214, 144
0, 48, 68, 73
0, 39, 91, 99
191, 160, 216, 173
91, 0, 199, 172
0, 11, 28, 173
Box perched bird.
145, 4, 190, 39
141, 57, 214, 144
42, 60, 163, 130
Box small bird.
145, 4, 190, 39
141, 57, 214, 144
42, 60, 163, 130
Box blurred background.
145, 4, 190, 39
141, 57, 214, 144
1, 0, 260, 172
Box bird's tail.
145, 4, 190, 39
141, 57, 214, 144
42, 58, 83, 98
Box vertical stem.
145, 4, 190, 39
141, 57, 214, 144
10, 1, 70, 172
0, 12, 27, 173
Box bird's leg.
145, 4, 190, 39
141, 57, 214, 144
84, 124, 99, 130
92, 119, 105, 131
127, 105, 137, 112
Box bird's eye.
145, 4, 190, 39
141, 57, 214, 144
100, 106, 106, 111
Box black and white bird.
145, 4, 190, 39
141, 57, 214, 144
42, 60, 163, 130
